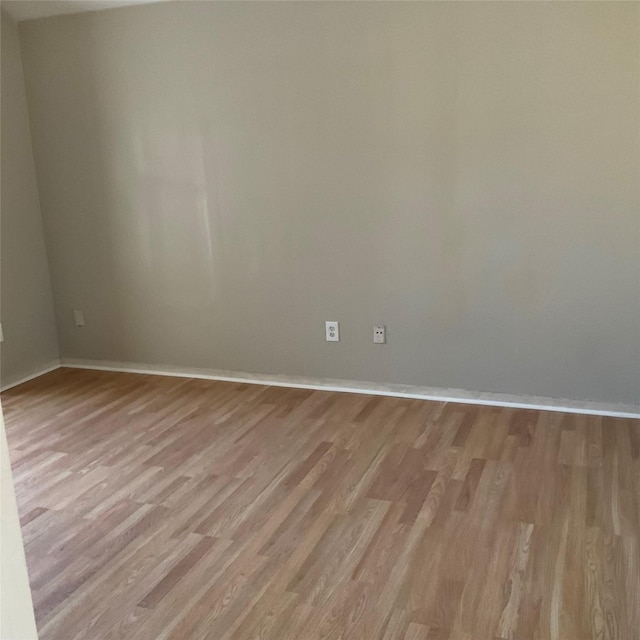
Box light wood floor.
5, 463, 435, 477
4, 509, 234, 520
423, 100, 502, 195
2, 368, 639, 640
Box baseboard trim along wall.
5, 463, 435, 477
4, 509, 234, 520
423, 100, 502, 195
0, 360, 61, 392
2, 358, 636, 419
53, 358, 639, 419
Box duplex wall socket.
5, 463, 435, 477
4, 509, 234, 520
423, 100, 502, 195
73, 309, 85, 328
325, 321, 339, 342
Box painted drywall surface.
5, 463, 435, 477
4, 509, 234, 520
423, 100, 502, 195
19, 1, 640, 405
1, 10, 59, 387
0, 409, 38, 640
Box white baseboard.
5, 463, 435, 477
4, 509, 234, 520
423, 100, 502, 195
58, 358, 640, 419
0, 359, 61, 392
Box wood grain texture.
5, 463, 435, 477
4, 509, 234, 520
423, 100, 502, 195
2, 367, 639, 640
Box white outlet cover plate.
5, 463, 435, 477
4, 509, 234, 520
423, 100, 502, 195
73, 309, 85, 327
325, 321, 339, 342
373, 325, 386, 343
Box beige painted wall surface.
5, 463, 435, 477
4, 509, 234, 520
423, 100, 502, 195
1, 10, 59, 388
0, 409, 38, 640
19, 1, 640, 405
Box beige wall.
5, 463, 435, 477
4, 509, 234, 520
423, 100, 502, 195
1, 10, 59, 388
0, 410, 38, 640
18, 1, 640, 405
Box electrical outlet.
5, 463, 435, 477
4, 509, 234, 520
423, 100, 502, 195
373, 325, 386, 344
73, 309, 85, 328
325, 321, 339, 342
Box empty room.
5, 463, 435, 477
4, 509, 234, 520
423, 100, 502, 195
0, 0, 638, 639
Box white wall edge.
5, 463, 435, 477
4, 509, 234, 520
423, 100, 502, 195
0, 359, 61, 392
58, 358, 640, 419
